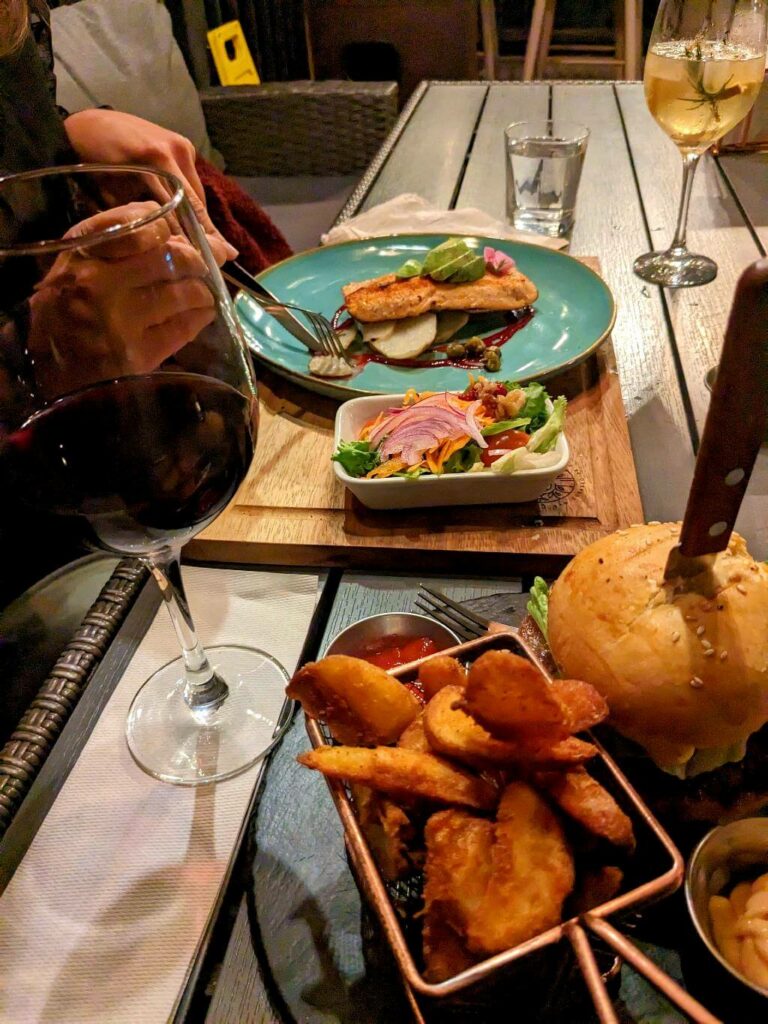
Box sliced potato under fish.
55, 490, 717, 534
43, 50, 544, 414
368, 313, 437, 360
361, 320, 396, 343
308, 353, 354, 378
336, 324, 359, 349
434, 311, 470, 345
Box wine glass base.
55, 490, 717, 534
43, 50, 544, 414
126, 645, 291, 785
633, 248, 718, 288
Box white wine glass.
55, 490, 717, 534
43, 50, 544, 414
0, 165, 289, 785
634, 0, 767, 287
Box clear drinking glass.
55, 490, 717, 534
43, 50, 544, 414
0, 165, 289, 785
634, 0, 767, 287
504, 119, 590, 237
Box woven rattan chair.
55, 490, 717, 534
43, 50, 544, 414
168, 0, 398, 176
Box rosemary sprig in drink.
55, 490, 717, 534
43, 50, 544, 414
682, 41, 741, 122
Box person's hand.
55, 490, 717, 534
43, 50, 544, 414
27, 202, 216, 400
63, 109, 237, 266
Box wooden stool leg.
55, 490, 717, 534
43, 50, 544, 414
480, 0, 499, 80
523, 0, 551, 81
536, 0, 556, 78
624, 0, 643, 79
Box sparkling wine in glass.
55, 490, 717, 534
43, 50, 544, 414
0, 165, 288, 785
634, 0, 767, 287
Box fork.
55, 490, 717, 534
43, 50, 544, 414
415, 586, 507, 641
223, 263, 352, 367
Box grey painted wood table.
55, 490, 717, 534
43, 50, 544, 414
338, 80, 767, 560
203, 80, 768, 1023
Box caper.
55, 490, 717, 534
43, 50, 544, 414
446, 341, 467, 359
465, 336, 486, 357
483, 347, 502, 372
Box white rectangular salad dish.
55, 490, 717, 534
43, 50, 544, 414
333, 388, 569, 511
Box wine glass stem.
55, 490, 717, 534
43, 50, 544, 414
148, 554, 229, 712
669, 151, 702, 252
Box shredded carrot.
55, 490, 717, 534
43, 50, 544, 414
360, 410, 388, 441
367, 457, 408, 479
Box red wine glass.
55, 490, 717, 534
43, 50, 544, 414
0, 165, 289, 785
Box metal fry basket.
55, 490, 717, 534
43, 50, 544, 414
304, 630, 720, 1023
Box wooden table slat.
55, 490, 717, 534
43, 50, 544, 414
360, 83, 488, 212
455, 82, 550, 216
717, 151, 768, 256
616, 84, 768, 556
553, 83, 698, 525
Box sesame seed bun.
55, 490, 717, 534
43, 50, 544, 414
548, 522, 768, 771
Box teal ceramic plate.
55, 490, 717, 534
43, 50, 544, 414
236, 234, 616, 400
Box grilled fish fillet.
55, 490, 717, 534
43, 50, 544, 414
342, 271, 538, 323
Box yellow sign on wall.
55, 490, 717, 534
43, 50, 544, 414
207, 21, 260, 86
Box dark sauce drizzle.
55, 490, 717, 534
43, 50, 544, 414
331, 305, 535, 370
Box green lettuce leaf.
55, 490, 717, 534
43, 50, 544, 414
444, 443, 480, 474
481, 417, 531, 436
527, 396, 567, 453
527, 576, 549, 639
331, 440, 380, 477
519, 382, 549, 431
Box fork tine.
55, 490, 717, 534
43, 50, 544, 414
419, 586, 492, 633
315, 312, 349, 365
413, 598, 479, 643
311, 311, 352, 367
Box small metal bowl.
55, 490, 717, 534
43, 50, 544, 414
686, 817, 768, 1000
324, 612, 460, 658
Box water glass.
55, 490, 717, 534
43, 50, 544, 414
504, 120, 590, 237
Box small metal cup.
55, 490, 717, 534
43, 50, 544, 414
324, 612, 460, 658
686, 817, 768, 1000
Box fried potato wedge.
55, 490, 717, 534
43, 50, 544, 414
464, 650, 567, 740
423, 904, 478, 983
397, 713, 431, 753
350, 784, 418, 880
534, 767, 635, 849
572, 865, 624, 915
425, 685, 530, 766
418, 655, 468, 701
287, 654, 420, 745
423, 782, 575, 960
551, 679, 609, 734
423, 809, 493, 978
463, 650, 608, 741
298, 745, 497, 810
424, 686, 597, 767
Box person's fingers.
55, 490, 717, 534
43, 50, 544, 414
162, 140, 239, 263
64, 202, 171, 258
94, 238, 210, 289
137, 278, 214, 328
141, 306, 217, 365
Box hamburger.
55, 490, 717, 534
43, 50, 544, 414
546, 522, 768, 780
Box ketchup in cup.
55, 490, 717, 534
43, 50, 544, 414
355, 634, 438, 670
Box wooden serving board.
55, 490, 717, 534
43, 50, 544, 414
187, 260, 643, 574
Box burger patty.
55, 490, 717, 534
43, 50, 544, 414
614, 723, 768, 827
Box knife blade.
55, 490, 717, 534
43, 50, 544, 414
665, 257, 768, 581
223, 262, 323, 354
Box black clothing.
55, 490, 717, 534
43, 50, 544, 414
0, 3, 86, 604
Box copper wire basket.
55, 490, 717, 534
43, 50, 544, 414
304, 630, 721, 1023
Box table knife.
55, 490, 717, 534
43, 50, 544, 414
223, 261, 322, 353
665, 257, 768, 580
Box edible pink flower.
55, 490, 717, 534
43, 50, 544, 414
484, 246, 516, 276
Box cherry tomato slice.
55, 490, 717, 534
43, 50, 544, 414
480, 429, 530, 466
